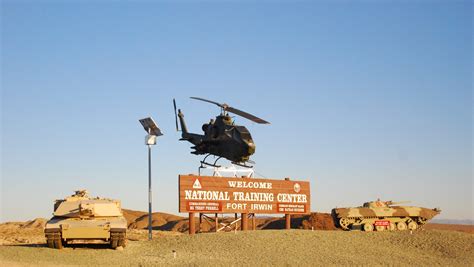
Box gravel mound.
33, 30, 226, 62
21, 218, 47, 229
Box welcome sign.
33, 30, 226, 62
179, 175, 311, 214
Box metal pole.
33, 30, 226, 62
148, 144, 152, 241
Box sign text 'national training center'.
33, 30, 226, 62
179, 175, 311, 214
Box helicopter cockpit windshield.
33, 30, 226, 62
234, 126, 252, 141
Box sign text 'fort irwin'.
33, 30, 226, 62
179, 175, 310, 214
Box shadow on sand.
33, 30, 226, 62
152, 220, 181, 231
5, 243, 113, 250
4, 243, 46, 248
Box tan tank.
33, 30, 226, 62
44, 190, 127, 249
332, 199, 441, 232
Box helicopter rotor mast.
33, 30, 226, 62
190, 97, 270, 124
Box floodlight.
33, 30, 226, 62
145, 135, 157, 145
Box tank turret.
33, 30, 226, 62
332, 199, 441, 232
362, 199, 411, 208
44, 190, 127, 249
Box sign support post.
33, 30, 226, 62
284, 177, 291, 230
198, 213, 202, 233
285, 214, 291, 230
241, 213, 248, 231
189, 213, 195, 235
252, 214, 256, 230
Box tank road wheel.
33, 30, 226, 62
110, 233, 119, 249
363, 223, 374, 232
375, 225, 385, 232
407, 221, 418, 231
110, 231, 126, 249
111, 238, 118, 249
46, 231, 62, 249
46, 237, 55, 248
118, 233, 126, 248
417, 217, 427, 225
339, 218, 351, 230
397, 222, 407, 231
388, 223, 396, 231
54, 237, 63, 249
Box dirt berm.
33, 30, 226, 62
122, 210, 337, 232
122, 210, 472, 234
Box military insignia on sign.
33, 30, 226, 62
193, 179, 202, 189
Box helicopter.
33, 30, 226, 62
173, 97, 269, 167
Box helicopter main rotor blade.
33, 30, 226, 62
173, 98, 179, 131
191, 96, 270, 124
190, 97, 225, 108
225, 106, 270, 124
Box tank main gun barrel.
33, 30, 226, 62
387, 200, 410, 205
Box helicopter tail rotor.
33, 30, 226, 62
173, 98, 179, 131
190, 97, 270, 124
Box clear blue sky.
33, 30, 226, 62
1, 1, 472, 222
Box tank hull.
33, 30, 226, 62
45, 217, 127, 239
44, 190, 127, 249
332, 205, 440, 231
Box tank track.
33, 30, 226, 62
335, 216, 428, 231
46, 230, 127, 249
45, 230, 64, 249
110, 231, 126, 249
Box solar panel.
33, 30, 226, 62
139, 117, 163, 136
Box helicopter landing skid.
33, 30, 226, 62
199, 155, 222, 169
231, 161, 253, 168
200, 160, 222, 168
198, 163, 254, 177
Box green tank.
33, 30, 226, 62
332, 199, 441, 232
44, 190, 127, 249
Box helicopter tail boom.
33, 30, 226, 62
176, 108, 203, 145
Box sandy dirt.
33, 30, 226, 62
424, 223, 474, 234
1, 211, 472, 265
1, 230, 473, 266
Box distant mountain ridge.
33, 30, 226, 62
431, 219, 474, 225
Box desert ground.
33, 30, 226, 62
1, 210, 473, 266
